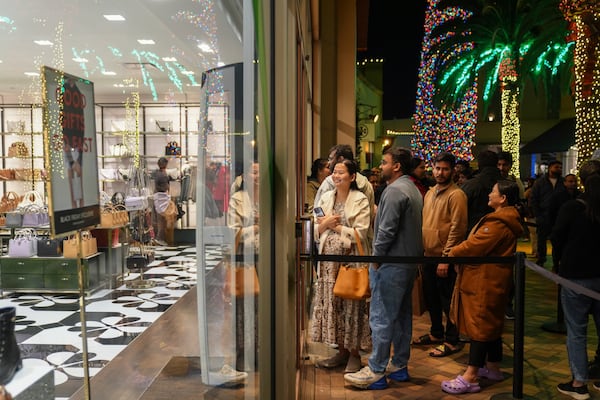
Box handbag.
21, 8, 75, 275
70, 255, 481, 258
8, 229, 37, 257
412, 266, 427, 316
0, 192, 21, 213
5, 212, 23, 228
224, 229, 260, 297
21, 204, 49, 227
165, 141, 181, 156
0, 169, 15, 180
125, 195, 148, 211
333, 229, 371, 300
36, 237, 63, 257
63, 231, 98, 258
7, 142, 29, 157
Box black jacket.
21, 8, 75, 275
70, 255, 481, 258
460, 166, 501, 233
551, 196, 600, 279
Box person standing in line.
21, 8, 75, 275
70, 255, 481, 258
441, 180, 524, 395
460, 150, 501, 233
314, 145, 375, 237
530, 160, 565, 267
412, 152, 468, 358
497, 151, 526, 320
408, 157, 430, 198
305, 158, 330, 214
497, 151, 525, 200
311, 159, 371, 374
344, 147, 423, 390
551, 160, 600, 400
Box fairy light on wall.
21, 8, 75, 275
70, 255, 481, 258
560, 0, 600, 167
412, 0, 477, 164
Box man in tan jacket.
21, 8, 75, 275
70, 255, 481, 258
413, 152, 468, 357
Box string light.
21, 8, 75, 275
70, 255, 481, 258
424, 0, 573, 175
412, 0, 477, 165
560, 0, 600, 168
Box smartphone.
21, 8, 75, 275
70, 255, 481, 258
314, 207, 325, 217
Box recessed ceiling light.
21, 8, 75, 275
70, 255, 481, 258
34, 40, 53, 46
197, 42, 214, 53
217, 62, 225, 67
162, 57, 177, 62
24, 72, 39, 76
102, 71, 117, 76
137, 39, 155, 45
72, 57, 88, 63
181, 70, 195, 75
103, 14, 125, 21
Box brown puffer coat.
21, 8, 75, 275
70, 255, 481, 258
448, 206, 524, 342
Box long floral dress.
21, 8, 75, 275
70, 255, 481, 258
310, 201, 371, 350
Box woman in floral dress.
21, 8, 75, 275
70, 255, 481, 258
311, 159, 371, 373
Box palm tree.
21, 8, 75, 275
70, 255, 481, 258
431, 0, 573, 177
560, 0, 600, 167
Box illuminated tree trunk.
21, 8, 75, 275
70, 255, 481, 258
573, 11, 600, 167
561, 1, 600, 167
500, 75, 521, 178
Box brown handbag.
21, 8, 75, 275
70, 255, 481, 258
0, 192, 21, 213
7, 142, 29, 157
0, 169, 15, 180
224, 229, 260, 297
333, 229, 371, 300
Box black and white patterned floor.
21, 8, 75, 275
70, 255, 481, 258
0, 245, 221, 399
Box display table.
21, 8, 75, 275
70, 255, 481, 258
0, 253, 104, 293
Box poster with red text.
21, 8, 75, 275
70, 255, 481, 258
42, 66, 100, 236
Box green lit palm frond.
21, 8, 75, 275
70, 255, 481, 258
430, 0, 572, 110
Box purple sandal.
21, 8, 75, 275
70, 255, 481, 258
477, 367, 504, 381
441, 375, 481, 394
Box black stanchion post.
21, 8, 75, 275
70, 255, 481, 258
513, 252, 526, 399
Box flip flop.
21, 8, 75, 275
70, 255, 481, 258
412, 334, 444, 345
429, 343, 463, 357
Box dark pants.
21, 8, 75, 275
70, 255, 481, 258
468, 337, 503, 367
535, 217, 551, 264
422, 263, 459, 344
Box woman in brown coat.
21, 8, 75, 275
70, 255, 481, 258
441, 180, 524, 394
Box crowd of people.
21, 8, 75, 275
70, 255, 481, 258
307, 144, 600, 398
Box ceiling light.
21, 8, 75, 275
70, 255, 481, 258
102, 71, 116, 76
137, 39, 155, 45
181, 70, 195, 75
72, 57, 88, 63
24, 72, 39, 76
103, 14, 125, 21
34, 40, 53, 46
217, 62, 225, 67
162, 57, 177, 62
197, 42, 214, 53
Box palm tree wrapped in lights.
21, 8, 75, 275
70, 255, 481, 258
431, 0, 574, 177
560, 0, 600, 167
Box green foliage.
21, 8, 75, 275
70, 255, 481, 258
431, 0, 573, 113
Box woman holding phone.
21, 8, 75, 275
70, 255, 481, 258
311, 158, 371, 374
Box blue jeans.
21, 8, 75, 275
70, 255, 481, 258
561, 277, 600, 382
368, 264, 416, 373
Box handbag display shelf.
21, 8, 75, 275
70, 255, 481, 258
0, 253, 104, 294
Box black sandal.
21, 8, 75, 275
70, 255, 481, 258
412, 334, 443, 345
429, 343, 464, 357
